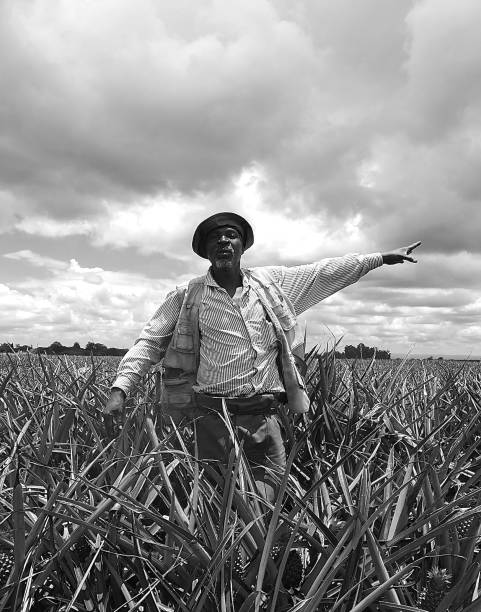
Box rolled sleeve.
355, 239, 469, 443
111, 377, 133, 397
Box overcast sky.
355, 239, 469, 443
1, 0, 480, 357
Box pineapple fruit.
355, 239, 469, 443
418, 567, 451, 612
0, 549, 14, 586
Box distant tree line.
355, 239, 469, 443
1, 340, 391, 360
335, 343, 391, 360
0, 341, 128, 356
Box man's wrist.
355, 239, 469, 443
111, 387, 126, 400
365, 252, 384, 269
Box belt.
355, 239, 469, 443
194, 392, 287, 415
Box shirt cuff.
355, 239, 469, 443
364, 252, 384, 270
111, 377, 131, 396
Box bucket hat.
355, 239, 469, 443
192, 212, 254, 258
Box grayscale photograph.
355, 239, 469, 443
0, 1, 480, 610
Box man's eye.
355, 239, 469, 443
207, 229, 239, 241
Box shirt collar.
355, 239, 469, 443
206, 267, 249, 289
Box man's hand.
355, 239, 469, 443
381, 241, 421, 265
105, 387, 126, 414
103, 387, 126, 440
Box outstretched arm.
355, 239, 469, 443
262, 241, 421, 315
262, 252, 383, 315
381, 241, 421, 265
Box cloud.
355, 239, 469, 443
1, 0, 478, 262
0, 1, 479, 357
9, 165, 365, 264
15, 218, 93, 238
0, 0, 316, 216
403, 0, 481, 140
4, 250, 68, 271
355, 134, 481, 254
295, 251, 481, 357
3, 246, 479, 358
93, 197, 207, 258
300, 287, 481, 358
369, 253, 481, 291
90, 165, 370, 264
1, 250, 184, 346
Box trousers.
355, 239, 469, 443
193, 394, 287, 503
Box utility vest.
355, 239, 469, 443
160, 269, 310, 421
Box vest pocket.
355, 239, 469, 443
272, 301, 296, 331
174, 321, 195, 351
161, 373, 197, 421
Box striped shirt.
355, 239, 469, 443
113, 253, 383, 396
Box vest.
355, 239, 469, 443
160, 269, 310, 420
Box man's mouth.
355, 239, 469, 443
217, 249, 233, 257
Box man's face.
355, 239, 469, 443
205, 225, 244, 271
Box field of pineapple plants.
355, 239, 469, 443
1, 349, 481, 611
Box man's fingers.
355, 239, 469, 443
402, 241, 421, 262
103, 409, 124, 440
406, 241, 422, 253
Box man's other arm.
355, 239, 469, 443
104, 287, 185, 415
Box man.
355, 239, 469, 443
104, 211, 420, 501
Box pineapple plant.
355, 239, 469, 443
1, 350, 481, 609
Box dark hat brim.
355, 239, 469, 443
192, 212, 254, 258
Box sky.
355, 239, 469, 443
1, 0, 480, 358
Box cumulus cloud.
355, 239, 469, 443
296, 251, 481, 357
369, 253, 481, 291
15, 218, 93, 238
0, 0, 479, 355
1, 250, 185, 347
8, 166, 366, 264
300, 286, 481, 359
403, 0, 481, 140
4, 245, 478, 358
0, 0, 316, 218
4, 250, 68, 271
1, 0, 478, 258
